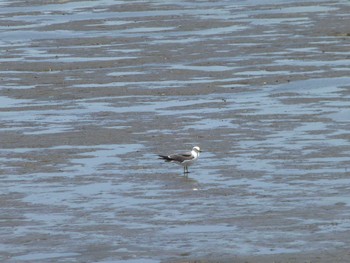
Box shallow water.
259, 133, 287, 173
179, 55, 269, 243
1, 0, 350, 262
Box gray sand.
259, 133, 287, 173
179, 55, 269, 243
1, 0, 350, 262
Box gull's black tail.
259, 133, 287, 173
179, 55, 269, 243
158, 155, 172, 162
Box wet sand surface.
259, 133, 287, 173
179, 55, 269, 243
1, 0, 350, 262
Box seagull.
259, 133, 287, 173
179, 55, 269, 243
158, 146, 202, 174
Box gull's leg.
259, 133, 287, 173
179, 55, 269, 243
185, 166, 189, 174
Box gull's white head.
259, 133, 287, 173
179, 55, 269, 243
192, 146, 202, 153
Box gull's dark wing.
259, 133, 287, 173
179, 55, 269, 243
168, 152, 194, 163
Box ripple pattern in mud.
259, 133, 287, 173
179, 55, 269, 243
1, 0, 350, 262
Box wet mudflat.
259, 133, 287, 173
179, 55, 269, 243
1, 0, 350, 262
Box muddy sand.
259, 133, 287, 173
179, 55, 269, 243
1, 0, 350, 262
